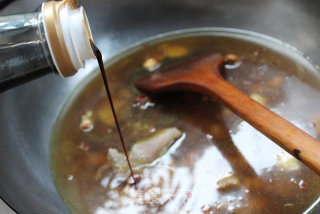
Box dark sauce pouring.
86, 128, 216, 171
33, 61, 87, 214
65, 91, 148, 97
90, 41, 136, 185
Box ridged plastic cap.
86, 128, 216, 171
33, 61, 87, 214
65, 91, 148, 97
42, 0, 95, 77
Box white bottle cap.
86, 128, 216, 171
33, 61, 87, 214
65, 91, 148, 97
42, 0, 95, 77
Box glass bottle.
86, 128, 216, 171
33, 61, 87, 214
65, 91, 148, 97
0, 0, 95, 92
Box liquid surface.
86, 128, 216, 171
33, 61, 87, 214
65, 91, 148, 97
51, 33, 320, 214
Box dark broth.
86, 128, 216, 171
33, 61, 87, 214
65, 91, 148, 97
51, 32, 320, 214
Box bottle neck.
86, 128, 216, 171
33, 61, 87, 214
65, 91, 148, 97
0, 10, 57, 92
0, 0, 95, 92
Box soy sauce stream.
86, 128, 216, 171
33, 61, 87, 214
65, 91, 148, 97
90, 41, 136, 184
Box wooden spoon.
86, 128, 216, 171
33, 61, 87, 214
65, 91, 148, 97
135, 54, 320, 175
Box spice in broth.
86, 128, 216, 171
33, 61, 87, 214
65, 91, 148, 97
50, 35, 320, 214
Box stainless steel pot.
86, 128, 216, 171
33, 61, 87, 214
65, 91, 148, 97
1, 0, 320, 213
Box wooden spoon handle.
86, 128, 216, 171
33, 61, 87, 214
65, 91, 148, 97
201, 76, 320, 174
